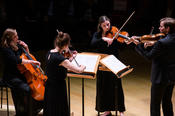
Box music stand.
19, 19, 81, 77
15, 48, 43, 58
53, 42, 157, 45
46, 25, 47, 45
67, 52, 101, 116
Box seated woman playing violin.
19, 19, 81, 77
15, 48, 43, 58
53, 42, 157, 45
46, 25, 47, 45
0, 28, 43, 116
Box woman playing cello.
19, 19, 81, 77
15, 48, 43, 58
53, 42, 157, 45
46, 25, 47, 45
0, 28, 43, 116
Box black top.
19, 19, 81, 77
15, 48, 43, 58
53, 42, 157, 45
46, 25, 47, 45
45, 51, 67, 82
135, 33, 175, 84
91, 32, 123, 57
44, 51, 69, 116
1, 45, 24, 81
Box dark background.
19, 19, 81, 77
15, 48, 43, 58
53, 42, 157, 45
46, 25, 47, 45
0, 0, 175, 51
0, 1, 174, 111
0, 0, 175, 75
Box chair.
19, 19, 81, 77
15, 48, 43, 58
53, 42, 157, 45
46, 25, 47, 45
0, 79, 9, 116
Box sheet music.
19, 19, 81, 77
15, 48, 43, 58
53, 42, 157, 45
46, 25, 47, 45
100, 55, 126, 74
71, 53, 100, 73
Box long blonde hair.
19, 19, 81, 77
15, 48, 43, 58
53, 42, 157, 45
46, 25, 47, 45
1, 28, 18, 51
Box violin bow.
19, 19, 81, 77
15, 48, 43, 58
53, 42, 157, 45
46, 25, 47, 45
149, 26, 154, 35
112, 11, 135, 40
56, 29, 59, 33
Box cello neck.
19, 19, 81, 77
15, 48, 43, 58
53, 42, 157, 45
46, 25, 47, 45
19, 44, 33, 60
19, 44, 45, 74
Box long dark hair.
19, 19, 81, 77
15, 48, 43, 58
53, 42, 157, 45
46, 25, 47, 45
97, 16, 110, 33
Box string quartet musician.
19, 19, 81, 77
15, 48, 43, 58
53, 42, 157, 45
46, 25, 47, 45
130, 17, 175, 116
0, 28, 43, 116
90, 15, 130, 116
43, 31, 86, 116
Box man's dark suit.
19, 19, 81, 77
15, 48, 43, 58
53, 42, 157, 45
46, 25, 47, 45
135, 33, 175, 116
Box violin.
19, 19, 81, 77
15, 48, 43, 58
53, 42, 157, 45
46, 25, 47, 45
105, 26, 165, 44
62, 49, 74, 58
134, 33, 165, 43
62, 49, 80, 66
105, 11, 135, 43
56, 29, 80, 66
105, 26, 130, 43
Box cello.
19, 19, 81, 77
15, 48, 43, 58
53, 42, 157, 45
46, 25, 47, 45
17, 45, 47, 101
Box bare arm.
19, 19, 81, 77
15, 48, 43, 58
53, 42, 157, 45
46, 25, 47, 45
60, 59, 86, 73
102, 37, 113, 46
22, 59, 41, 66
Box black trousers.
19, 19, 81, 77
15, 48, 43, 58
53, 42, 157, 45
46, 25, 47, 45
11, 89, 43, 116
151, 83, 174, 116
8, 78, 43, 116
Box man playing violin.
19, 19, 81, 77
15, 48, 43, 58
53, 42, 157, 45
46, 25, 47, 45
0, 28, 43, 116
131, 17, 175, 116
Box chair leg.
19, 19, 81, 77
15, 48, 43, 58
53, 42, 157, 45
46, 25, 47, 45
115, 111, 118, 116
6, 87, 9, 116
98, 111, 100, 116
1, 87, 3, 108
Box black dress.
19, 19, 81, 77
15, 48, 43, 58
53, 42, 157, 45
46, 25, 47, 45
91, 32, 126, 112
1, 46, 43, 116
44, 51, 69, 116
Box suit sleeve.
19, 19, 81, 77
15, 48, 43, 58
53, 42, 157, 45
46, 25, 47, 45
135, 41, 163, 60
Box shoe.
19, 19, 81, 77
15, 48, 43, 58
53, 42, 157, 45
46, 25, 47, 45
107, 112, 112, 116
120, 112, 124, 116
101, 112, 112, 116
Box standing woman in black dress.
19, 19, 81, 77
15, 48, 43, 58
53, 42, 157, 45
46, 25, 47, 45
91, 16, 127, 116
43, 31, 86, 116
0, 28, 43, 116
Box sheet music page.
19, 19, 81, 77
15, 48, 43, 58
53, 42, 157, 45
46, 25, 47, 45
71, 53, 100, 73
100, 55, 126, 74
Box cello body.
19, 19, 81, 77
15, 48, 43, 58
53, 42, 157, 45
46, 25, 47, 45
17, 52, 47, 101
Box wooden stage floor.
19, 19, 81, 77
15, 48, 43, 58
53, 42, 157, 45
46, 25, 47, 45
0, 73, 175, 116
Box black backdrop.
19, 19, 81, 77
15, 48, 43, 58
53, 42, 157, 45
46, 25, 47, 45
0, 0, 175, 51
